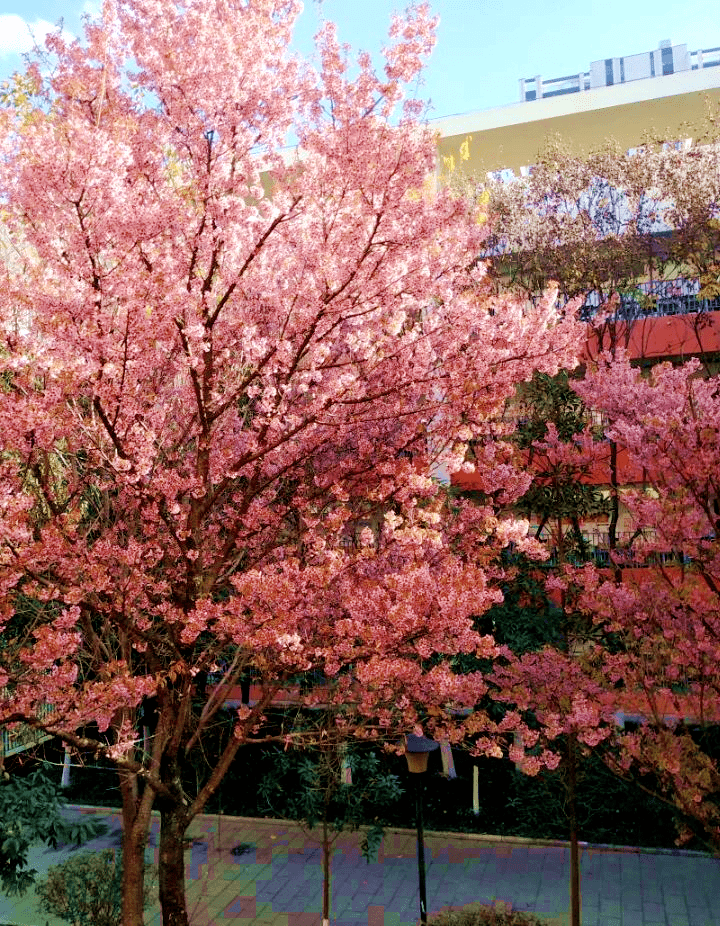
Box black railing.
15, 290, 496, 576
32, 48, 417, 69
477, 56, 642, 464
578, 278, 720, 323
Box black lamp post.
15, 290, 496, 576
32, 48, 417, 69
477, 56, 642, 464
404, 734, 439, 925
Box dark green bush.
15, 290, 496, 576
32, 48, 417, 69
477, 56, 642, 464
0, 767, 107, 896
36, 848, 153, 926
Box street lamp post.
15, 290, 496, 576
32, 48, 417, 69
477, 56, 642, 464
404, 734, 440, 926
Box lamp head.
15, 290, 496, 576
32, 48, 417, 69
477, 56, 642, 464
404, 734, 440, 773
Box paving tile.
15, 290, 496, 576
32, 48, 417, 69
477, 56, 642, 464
687, 900, 715, 914
642, 902, 668, 923
6, 807, 720, 926
663, 895, 689, 913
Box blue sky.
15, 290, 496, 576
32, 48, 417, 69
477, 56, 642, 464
0, 0, 716, 117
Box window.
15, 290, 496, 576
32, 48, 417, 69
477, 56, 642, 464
486, 168, 515, 184
661, 45, 674, 75
662, 138, 692, 152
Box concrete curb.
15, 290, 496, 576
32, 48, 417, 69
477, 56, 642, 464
68, 804, 716, 858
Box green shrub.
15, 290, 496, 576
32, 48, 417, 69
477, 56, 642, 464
430, 902, 547, 926
36, 848, 153, 926
0, 767, 108, 896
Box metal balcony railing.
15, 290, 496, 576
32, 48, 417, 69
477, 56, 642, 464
577, 278, 720, 323
0, 695, 55, 758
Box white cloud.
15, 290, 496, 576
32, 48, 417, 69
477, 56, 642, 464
0, 14, 64, 58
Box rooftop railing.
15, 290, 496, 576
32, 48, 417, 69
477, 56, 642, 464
521, 45, 720, 102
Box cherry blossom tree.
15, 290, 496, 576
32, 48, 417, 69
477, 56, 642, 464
483, 133, 720, 322
492, 357, 720, 862
477, 373, 613, 926
570, 356, 720, 851
0, 1, 582, 924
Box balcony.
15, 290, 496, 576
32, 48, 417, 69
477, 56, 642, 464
579, 278, 720, 323
0, 697, 55, 759
577, 278, 720, 361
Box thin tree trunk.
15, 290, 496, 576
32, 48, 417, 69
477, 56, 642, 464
567, 734, 581, 926
122, 825, 151, 926
119, 767, 155, 926
559, 550, 581, 926
159, 801, 190, 926
322, 816, 331, 926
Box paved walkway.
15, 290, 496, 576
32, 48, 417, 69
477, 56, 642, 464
1, 807, 718, 926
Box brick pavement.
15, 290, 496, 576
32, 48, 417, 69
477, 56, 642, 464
0, 808, 718, 926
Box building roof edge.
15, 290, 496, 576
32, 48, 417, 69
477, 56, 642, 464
432, 67, 720, 138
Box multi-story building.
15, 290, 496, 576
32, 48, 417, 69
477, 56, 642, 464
435, 39, 720, 177
435, 40, 720, 552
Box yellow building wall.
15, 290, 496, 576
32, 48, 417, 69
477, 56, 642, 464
437, 86, 720, 176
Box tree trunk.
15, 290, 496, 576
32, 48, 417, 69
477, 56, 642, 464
159, 801, 190, 926
122, 826, 151, 926
119, 766, 155, 926
567, 734, 581, 926
322, 816, 331, 926
560, 568, 581, 926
